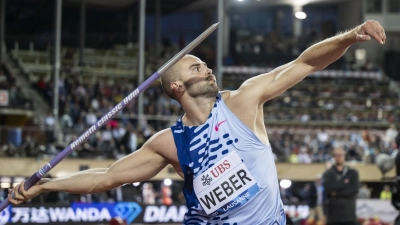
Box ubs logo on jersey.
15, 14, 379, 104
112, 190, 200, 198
0, 206, 10, 225
210, 160, 231, 178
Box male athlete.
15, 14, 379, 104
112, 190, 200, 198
9, 20, 385, 225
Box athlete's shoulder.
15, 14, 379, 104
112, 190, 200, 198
145, 128, 176, 160
219, 90, 234, 101
219, 89, 256, 110
147, 128, 174, 147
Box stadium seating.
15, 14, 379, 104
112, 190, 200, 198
4, 43, 398, 165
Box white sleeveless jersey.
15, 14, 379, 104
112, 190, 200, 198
171, 92, 285, 225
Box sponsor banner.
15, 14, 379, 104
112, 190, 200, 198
283, 204, 310, 219
284, 200, 398, 223
0, 200, 397, 224
0, 206, 11, 225
356, 199, 398, 223
0, 203, 187, 225
0, 90, 9, 106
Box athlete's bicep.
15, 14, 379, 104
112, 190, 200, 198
104, 130, 173, 187
237, 60, 314, 104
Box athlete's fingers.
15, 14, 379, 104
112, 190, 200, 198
18, 181, 29, 199
8, 192, 22, 205
12, 184, 25, 201
372, 20, 386, 42
364, 22, 383, 43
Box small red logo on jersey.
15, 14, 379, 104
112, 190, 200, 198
215, 120, 227, 131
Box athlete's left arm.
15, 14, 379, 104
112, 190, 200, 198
238, 20, 385, 104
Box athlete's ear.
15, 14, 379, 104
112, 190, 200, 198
171, 81, 184, 92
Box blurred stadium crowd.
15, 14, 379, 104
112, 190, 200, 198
0, 36, 398, 166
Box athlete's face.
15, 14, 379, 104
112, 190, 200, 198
178, 55, 219, 98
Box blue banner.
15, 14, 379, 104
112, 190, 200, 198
0, 203, 186, 224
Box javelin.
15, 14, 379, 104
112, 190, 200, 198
0, 22, 219, 212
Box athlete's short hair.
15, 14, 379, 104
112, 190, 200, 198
160, 64, 181, 100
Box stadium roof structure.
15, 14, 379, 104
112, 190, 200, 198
63, 0, 350, 14
63, 0, 203, 14
181, 0, 350, 11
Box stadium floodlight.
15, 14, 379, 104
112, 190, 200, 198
295, 11, 307, 19
279, 179, 292, 189
164, 179, 172, 186
0, 183, 10, 189
0, 177, 11, 189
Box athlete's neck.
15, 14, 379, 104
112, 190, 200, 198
181, 96, 216, 126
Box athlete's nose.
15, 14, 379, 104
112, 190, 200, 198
206, 67, 212, 75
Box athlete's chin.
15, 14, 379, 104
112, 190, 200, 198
188, 86, 219, 98
207, 84, 219, 94
209, 87, 219, 98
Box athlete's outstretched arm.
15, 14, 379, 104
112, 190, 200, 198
238, 20, 385, 103
8, 129, 173, 205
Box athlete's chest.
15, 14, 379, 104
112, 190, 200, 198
182, 111, 240, 175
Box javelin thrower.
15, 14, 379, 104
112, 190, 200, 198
8, 20, 385, 225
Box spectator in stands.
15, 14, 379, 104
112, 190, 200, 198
323, 147, 359, 225
91, 96, 100, 111
9, 85, 29, 108
113, 123, 127, 157
85, 108, 98, 126
298, 146, 312, 164
36, 76, 47, 98
142, 182, 156, 205
288, 151, 299, 163
0, 66, 32, 109
126, 124, 138, 153
306, 176, 325, 225
317, 128, 330, 151
380, 185, 392, 200
20, 135, 39, 157
100, 123, 114, 158
358, 183, 371, 199
360, 60, 379, 71
161, 183, 173, 205
60, 107, 73, 128
44, 111, 55, 144
385, 124, 398, 148
280, 186, 293, 205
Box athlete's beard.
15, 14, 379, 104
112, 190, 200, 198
183, 76, 219, 98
